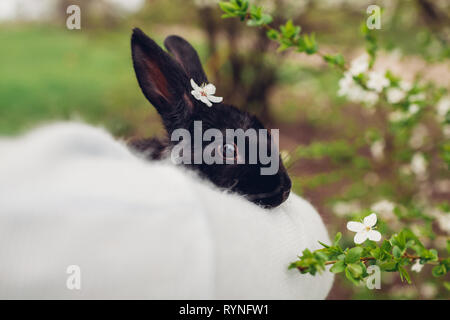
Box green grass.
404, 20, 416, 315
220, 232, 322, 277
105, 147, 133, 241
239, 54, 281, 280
0, 26, 162, 137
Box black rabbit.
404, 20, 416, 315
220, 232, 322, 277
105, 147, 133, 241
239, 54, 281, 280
129, 28, 291, 208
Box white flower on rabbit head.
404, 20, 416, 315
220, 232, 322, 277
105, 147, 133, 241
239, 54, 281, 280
190, 79, 223, 107
346, 212, 382, 244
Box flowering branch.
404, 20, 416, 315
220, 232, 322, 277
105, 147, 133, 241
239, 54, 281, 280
219, 0, 337, 65
295, 251, 443, 273
289, 216, 449, 285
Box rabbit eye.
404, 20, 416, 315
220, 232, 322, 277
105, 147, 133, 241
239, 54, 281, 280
218, 143, 238, 160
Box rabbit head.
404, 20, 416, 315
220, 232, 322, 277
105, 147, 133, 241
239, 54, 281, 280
130, 28, 291, 208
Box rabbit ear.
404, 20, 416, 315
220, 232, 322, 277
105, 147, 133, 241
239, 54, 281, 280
164, 35, 208, 84
131, 28, 194, 121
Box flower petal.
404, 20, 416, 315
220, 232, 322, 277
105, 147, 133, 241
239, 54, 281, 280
354, 231, 368, 244
207, 95, 223, 103
364, 213, 377, 227
347, 221, 365, 232
200, 96, 212, 107
204, 83, 216, 95
190, 78, 200, 90
411, 261, 423, 273
367, 230, 381, 242
191, 90, 201, 100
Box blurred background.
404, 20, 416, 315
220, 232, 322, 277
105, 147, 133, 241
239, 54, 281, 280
0, 0, 449, 299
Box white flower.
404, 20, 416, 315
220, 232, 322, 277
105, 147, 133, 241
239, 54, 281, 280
411, 260, 424, 273
408, 104, 420, 115
338, 71, 379, 107
399, 81, 412, 92
436, 96, 450, 121
410, 152, 427, 178
388, 111, 408, 122
190, 79, 223, 107
347, 213, 382, 244
363, 91, 379, 107
409, 93, 425, 102
370, 139, 385, 161
338, 72, 357, 97
437, 214, 450, 234
388, 105, 419, 123
371, 200, 396, 221
367, 71, 389, 93
332, 200, 361, 217
430, 208, 450, 234
349, 54, 369, 76
386, 88, 406, 104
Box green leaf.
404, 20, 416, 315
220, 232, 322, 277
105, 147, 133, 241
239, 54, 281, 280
345, 247, 363, 264
330, 260, 345, 273
432, 264, 447, 277
288, 262, 298, 270
380, 261, 397, 272
303, 33, 318, 54
266, 29, 279, 40
232, 0, 249, 11
370, 247, 381, 260
323, 53, 345, 68
420, 248, 439, 262
345, 266, 360, 285
280, 20, 300, 39
429, 249, 439, 261
359, 261, 368, 277
393, 246, 402, 259
302, 248, 313, 258
444, 282, 450, 291
391, 231, 406, 249
315, 251, 329, 262
318, 241, 330, 248
333, 232, 342, 246
221, 13, 235, 19
277, 42, 291, 52
260, 14, 272, 25
347, 263, 363, 277
296, 37, 306, 52
247, 15, 272, 27
398, 266, 411, 284
249, 4, 261, 17
219, 2, 237, 14
381, 239, 392, 253
246, 5, 272, 27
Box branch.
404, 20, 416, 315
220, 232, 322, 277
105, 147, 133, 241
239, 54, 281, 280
296, 253, 443, 272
